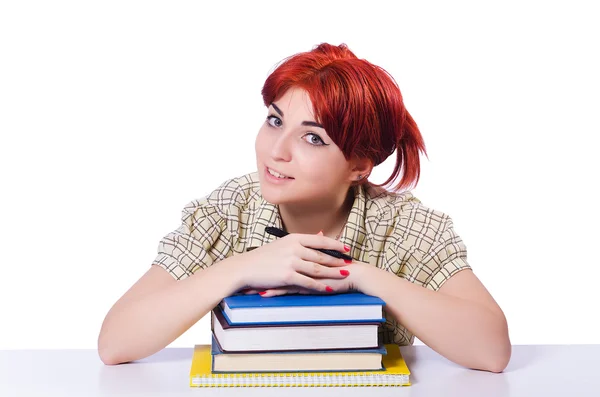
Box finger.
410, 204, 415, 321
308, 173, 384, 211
243, 289, 260, 295
294, 259, 351, 279
297, 287, 325, 295
260, 288, 298, 298
288, 273, 334, 293
313, 277, 350, 291
297, 234, 351, 255
301, 246, 352, 267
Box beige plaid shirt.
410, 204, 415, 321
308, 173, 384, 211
153, 171, 471, 345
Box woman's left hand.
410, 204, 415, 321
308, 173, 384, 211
255, 263, 366, 298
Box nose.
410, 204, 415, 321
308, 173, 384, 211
269, 131, 293, 162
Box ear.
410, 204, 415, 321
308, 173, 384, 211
348, 156, 373, 183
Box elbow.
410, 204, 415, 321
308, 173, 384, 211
485, 346, 511, 373
98, 343, 130, 366
473, 340, 511, 373
98, 339, 121, 365
482, 317, 512, 373
98, 331, 128, 366
485, 349, 511, 373
98, 348, 119, 366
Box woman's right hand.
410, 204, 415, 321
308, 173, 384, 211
235, 231, 352, 293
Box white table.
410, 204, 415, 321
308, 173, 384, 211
0, 345, 598, 396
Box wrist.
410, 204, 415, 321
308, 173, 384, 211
210, 255, 247, 294
348, 261, 374, 293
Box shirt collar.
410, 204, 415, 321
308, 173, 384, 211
245, 184, 368, 253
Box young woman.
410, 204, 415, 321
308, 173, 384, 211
98, 43, 511, 372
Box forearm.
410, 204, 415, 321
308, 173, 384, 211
98, 257, 244, 365
354, 264, 510, 372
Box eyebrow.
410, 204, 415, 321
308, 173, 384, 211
270, 103, 324, 129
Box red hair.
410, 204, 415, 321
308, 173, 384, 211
261, 43, 427, 192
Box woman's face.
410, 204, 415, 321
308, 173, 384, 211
255, 87, 352, 206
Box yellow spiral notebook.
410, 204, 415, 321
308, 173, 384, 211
189, 343, 410, 387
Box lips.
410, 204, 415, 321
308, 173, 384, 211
266, 166, 294, 179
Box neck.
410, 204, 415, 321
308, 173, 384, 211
278, 187, 356, 239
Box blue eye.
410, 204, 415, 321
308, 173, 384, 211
303, 133, 325, 146
266, 115, 282, 127
265, 114, 328, 147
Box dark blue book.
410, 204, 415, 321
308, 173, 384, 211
219, 292, 385, 326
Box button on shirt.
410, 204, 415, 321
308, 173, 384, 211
153, 171, 471, 345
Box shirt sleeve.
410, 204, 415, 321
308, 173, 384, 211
152, 198, 232, 280
391, 209, 471, 291
415, 214, 471, 291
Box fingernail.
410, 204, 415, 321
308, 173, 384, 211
326, 286, 334, 292
344, 259, 352, 264
344, 245, 350, 252
340, 269, 350, 276
259, 291, 267, 296
318, 230, 323, 234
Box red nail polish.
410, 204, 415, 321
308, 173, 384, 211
259, 291, 267, 296
344, 245, 350, 252
344, 259, 352, 264
340, 269, 350, 276
326, 286, 334, 292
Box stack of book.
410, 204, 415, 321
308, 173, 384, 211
189, 292, 411, 387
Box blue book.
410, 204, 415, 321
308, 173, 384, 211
210, 334, 387, 373
219, 292, 385, 326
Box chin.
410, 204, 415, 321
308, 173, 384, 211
259, 186, 290, 205
257, 167, 292, 204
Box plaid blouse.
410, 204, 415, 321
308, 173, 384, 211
153, 171, 471, 345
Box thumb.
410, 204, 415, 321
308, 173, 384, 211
259, 288, 293, 298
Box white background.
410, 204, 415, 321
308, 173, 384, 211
1, 1, 598, 350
